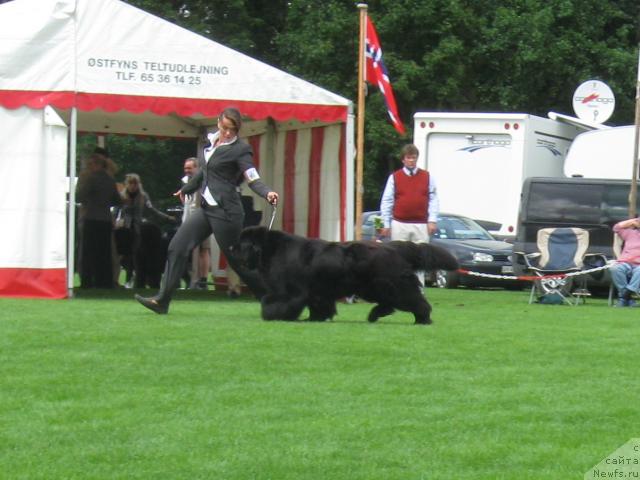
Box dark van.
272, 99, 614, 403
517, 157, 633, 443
513, 177, 640, 278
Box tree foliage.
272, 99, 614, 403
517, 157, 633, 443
77, 135, 195, 210
123, 0, 639, 209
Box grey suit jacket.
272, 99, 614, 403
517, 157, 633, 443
181, 138, 270, 219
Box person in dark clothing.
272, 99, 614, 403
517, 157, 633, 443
117, 173, 176, 288
76, 153, 121, 288
135, 107, 278, 314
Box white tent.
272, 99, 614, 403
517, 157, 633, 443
0, 0, 355, 299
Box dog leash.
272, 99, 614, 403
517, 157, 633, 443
268, 202, 278, 230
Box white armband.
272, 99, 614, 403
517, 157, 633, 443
244, 167, 260, 183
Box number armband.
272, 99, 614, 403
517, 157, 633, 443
245, 167, 260, 183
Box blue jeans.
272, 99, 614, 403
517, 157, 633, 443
610, 262, 640, 297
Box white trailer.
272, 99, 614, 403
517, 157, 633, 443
413, 112, 585, 237
563, 125, 634, 179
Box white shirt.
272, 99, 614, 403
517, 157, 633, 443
201, 131, 238, 206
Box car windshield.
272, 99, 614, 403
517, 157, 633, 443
436, 216, 494, 240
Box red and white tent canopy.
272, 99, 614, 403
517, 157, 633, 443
0, 0, 355, 299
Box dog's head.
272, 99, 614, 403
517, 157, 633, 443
385, 241, 459, 272
424, 243, 459, 271
232, 226, 270, 270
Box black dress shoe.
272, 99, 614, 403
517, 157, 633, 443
134, 294, 168, 314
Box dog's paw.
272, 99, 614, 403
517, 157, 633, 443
414, 318, 433, 325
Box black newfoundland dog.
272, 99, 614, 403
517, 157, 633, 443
235, 226, 458, 325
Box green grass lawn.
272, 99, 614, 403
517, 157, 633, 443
1, 288, 638, 479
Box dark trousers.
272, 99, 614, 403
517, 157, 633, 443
117, 228, 137, 283
81, 219, 114, 288
153, 206, 265, 305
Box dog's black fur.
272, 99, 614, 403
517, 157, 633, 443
234, 227, 458, 325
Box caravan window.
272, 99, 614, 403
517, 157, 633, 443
526, 182, 602, 224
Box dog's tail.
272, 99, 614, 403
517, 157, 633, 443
387, 241, 459, 272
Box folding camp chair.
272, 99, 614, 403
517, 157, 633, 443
520, 228, 607, 305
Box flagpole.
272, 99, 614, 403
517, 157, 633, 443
355, 3, 367, 240
630, 45, 640, 218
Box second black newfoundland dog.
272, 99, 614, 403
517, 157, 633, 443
235, 226, 458, 325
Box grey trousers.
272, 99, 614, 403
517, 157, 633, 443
154, 205, 265, 305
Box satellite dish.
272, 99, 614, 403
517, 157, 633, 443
572, 80, 615, 124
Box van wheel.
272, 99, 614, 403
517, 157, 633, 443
435, 270, 459, 289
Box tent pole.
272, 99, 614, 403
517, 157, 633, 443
67, 107, 78, 298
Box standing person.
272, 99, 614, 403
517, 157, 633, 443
93, 146, 124, 288
610, 217, 640, 307
181, 157, 212, 290
135, 107, 279, 314
379, 143, 439, 285
118, 173, 177, 288
76, 153, 122, 288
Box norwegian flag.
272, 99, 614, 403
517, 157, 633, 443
365, 16, 405, 135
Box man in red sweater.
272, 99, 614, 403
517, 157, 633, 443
379, 144, 440, 284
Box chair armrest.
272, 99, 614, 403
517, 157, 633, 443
583, 253, 611, 281
516, 251, 541, 269
583, 253, 609, 268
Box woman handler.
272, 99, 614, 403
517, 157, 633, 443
135, 107, 278, 314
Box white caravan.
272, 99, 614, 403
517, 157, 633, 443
563, 125, 635, 179
413, 112, 585, 237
